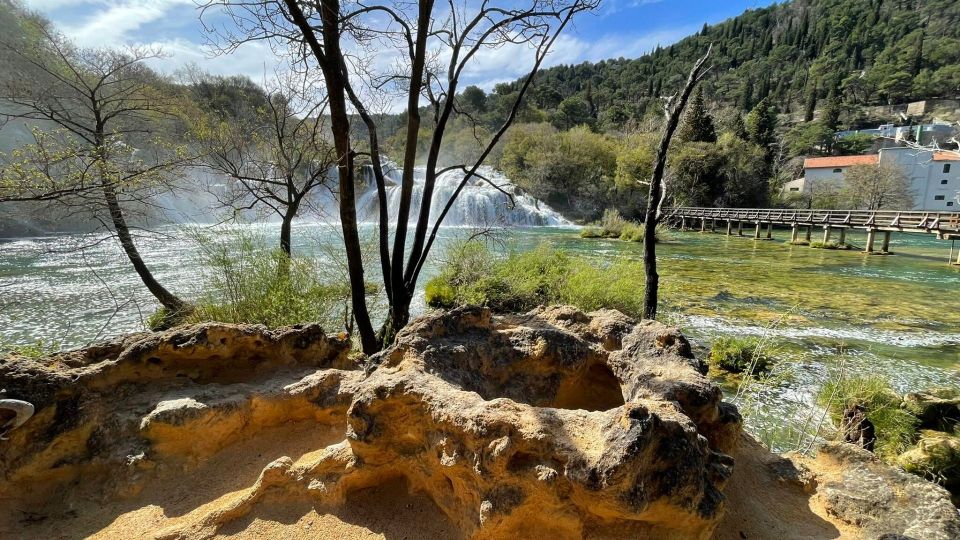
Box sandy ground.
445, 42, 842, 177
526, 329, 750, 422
5, 420, 458, 540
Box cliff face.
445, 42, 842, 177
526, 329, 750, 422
0, 306, 957, 539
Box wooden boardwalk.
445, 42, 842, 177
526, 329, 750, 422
666, 207, 960, 264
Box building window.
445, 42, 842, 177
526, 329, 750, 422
832, 168, 843, 173
944, 164, 952, 173
789, 187, 800, 192
943, 180, 950, 185
934, 195, 946, 200
949, 202, 955, 207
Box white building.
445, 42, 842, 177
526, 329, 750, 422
785, 148, 959, 210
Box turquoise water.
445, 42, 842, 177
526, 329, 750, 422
1, 224, 958, 451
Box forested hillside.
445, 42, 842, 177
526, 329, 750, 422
510, 0, 960, 130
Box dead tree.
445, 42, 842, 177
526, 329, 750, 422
203, 0, 598, 352
190, 73, 336, 258
642, 45, 712, 320
0, 26, 191, 315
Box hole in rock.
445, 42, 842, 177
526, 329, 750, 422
553, 363, 625, 411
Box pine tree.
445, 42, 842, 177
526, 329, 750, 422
678, 87, 717, 143
738, 77, 754, 111
729, 113, 749, 140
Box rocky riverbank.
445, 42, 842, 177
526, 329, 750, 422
1, 306, 957, 539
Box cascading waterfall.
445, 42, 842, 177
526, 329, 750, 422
356, 164, 569, 227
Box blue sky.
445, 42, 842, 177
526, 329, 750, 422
23, 0, 778, 89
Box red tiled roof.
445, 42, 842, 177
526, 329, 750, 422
803, 155, 879, 169
933, 151, 960, 162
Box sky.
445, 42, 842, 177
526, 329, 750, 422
22, 0, 779, 92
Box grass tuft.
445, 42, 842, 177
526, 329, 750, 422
708, 336, 773, 375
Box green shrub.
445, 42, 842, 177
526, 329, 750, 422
817, 376, 918, 461
429, 241, 646, 318
619, 222, 644, 242
424, 278, 457, 308
579, 226, 607, 238
708, 337, 773, 374
183, 229, 352, 330
598, 208, 628, 237
898, 430, 960, 490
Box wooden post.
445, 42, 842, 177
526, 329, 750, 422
822, 225, 832, 244
753, 222, 761, 239
710, 219, 716, 232
680, 217, 687, 230
701, 218, 706, 232
737, 221, 743, 236
838, 228, 846, 246
726, 220, 732, 236
790, 225, 798, 243
805, 225, 812, 242
881, 230, 891, 253
864, 228, 876, 253
766, 222, 773, 239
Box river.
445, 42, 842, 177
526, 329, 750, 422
1, 223, 958, 452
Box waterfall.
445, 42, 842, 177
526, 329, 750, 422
356, 165, 569, 227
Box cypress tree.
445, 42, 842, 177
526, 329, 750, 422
804, 83, 818, 122
678, 87, 717, 143
746, 97, 777, 150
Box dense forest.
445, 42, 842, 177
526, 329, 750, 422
407, 0, 960, 219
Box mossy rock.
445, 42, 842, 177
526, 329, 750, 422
708, 337, 773, 375
898, 430, 960, 493
903, 388, 960, 432
809, 241, 852, 250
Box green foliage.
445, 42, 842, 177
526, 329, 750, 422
0, 338, 56, 359
898, 430, 960, 490
677, 87, 717, 143
428, 241, 646, 318
709, 337, 773, 375
817, 376, 918, 461
183, 229, 352, 330
809, 240, 850, 250
491, 0, 960, 130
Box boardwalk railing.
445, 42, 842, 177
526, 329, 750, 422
666, 207, 960, 235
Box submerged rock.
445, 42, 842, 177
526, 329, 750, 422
1, 307, 957, 539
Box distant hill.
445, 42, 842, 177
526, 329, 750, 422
501, 0, 960, 130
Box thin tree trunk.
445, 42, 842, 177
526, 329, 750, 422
102, 182, 185, 313
643, 46, 712, 320
279, 202, 298, 258
287, 0, 378, 352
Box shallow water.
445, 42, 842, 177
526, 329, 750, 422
1, 224, 958, 451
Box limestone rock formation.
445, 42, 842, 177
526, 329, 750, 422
2, 306, 958, 540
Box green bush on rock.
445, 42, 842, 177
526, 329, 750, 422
425, 241, 646, 318
708, 337, 773, 375
817, 376, 918, 461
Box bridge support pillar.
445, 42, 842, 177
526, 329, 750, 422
710, 219, 716, 232
822, 225, 832, 244
753, 222, 761, 239
701, 218, 706, 232
864, 228, 876, 253
881, 231, 892, 253
805, 225, 812, 242
726, 220, 732, 235
790, 225, 798, 243
838, 228, 846, 246
737, 221, 743, 236
766, 222, 773, 239
680, 217, 687, 230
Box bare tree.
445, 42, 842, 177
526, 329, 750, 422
0, 26, 191, 315
203, 0, 598, 352
841, 163, 914, 210
642, 46, 712, 321
190, 73, 336, 258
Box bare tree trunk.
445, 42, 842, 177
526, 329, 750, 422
279, 201, 299, 258
102, 182, 186, 313
285, 0, 378, 352
643, 46, 712, 320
